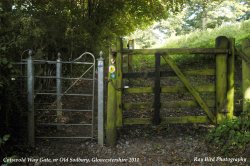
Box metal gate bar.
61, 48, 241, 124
34, 52, 96, 139
15, 51, 97, 145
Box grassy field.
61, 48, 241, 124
132, 20, 250, 70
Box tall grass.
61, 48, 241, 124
133, 20, 250, 70
163, 20, 250, 48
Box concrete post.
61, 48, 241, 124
98, 51, 104, 146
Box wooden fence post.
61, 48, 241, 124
116, 38, 123, 128
153, 53, 161, 125
128, 39, 134, 72
216, 36, 229, 123
106, 46, 117, 146
226, 38, 235, 119
242, 39, 250, 112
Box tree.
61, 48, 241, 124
129, 0, 249, 47
1, 0, 174, 59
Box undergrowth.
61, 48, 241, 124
206, 111, 250, 156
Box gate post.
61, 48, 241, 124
98, 51, 104, 146
106, 46, 117, 146
27, 50, 35, 147
215, 36, 229, 123
128, 39, 134, 72
116, 38, 123, 128
153, 53, 161, 125
227, 38, 235, 119
56, 53, 62, 125
242, 39, 250, 112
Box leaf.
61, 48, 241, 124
7, 64, 13, 69
1, 58, 8, 65
3, 134, 10, 142
1, 46, 6, 51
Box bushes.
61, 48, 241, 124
206, 111, 250, 155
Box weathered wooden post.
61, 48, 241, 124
128, 39, 134, 72
215, 36, 229, 123
122, 39, 129, 73
123, 39, 134, 73
106, 45, 117, 146
226, 38, 235, 119
116, 38, 123, 128
242, 39, 250, 112
153, 53, 161, 125
27, 50, 35, 147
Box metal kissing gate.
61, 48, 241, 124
17, 51, 105, 146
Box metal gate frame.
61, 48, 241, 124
17, 51, 97, 146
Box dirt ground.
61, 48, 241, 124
7, 124, 248, 166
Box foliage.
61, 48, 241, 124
183, 0, 249, 30
0, 0, 180, 60
129, 0, 249, 48
0, 55, 19, 129
206, 111, 250, 155
0, 134, 10, 160
132, 20, 250, 70
0, 134, 10, 145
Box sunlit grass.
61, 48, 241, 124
132, 20, 250, 70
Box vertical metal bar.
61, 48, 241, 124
56, 53, 62, 121
98, 51, 104, 146
153, 53, 161, 125
27, 50, 35, 147
91, 53, 96, 139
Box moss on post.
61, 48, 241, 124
242, 39, 250, 112
216, 36, 229, 123
116, 38, 123, 128
227, 38, 235, 119
106, 47, 117, 146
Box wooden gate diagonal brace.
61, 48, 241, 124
161, 55, 216, 123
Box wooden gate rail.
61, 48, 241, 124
124, 116, 209, 125
123, 68, 215, 78
124, 85, 215, 94
122, 48, 229, 55
123, 100, 215, 110
106, 36, 235, 146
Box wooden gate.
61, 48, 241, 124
106, 36, 235, 145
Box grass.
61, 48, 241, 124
132, 20, 250, 70
164, 20, 250, 48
